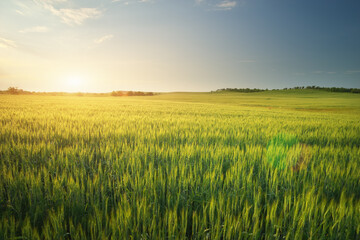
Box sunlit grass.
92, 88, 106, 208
0, 92, 359, 239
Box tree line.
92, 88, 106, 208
215, 86, 360, 93
111, 91, 154, 96
1, 87, 155, 96
2, 86, 360, 95
214, 88, 265, 93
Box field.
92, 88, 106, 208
0, 91, 359, 239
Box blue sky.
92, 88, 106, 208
0, 0, 359, 92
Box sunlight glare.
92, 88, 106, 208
66, 75, 84, 92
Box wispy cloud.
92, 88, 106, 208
196, 0, 239, 11
15, 10, 25, 15
112, 0, 152, 5
94, 35, 114, 44
294, 73, 306, 76
19, 26, 49, 33
239, 60, 256, 63
195, 0, 205, 4
34, 0, 102, 26
0, 37, 17, 48
312, 71, 338, 74
216, 0, 237, 10
345, 70, 360, 74
35, 0, 68, 3
14, 1, 33, 15
53, 8, 102, 25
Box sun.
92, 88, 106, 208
66, 75, 84, 92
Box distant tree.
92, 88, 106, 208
111, 91, 125, 96
7, 87, 23, 95
111, 90, 154, 97
135, 91, 145, 96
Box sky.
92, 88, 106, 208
0, 0, 359, 92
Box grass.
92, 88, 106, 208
0, 90, 359, 239
152, 90, 360, 112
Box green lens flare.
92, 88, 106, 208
266, 133, 301, 170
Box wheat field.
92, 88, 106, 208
0, 91, 359, 239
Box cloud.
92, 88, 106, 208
34, 0, 102, 26
112, 0, 152, 4
196, 0, 239, 10
94, 35, 114, 44
195, 0, 205, 4
52, 8, 102, 25
0, 37, 17, 48
15, 10, 25, 15
36, 0, 68, 3
216, 0, 237, 10
312, 71, 338, 74
14, 1, 33, 15
345, 70, 360, 74
239, 60, 256, 63
19, 26, 49, 33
